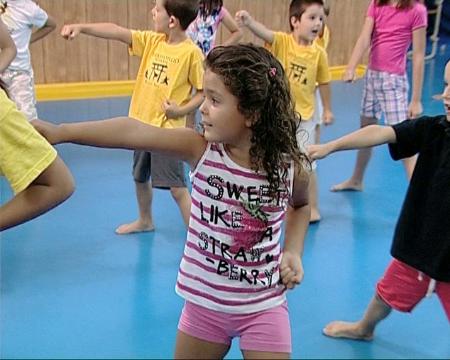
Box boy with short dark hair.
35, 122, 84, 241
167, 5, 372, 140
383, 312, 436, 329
61, 0, 204, 234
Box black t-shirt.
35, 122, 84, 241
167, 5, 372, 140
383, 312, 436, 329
389, 115, 450, 281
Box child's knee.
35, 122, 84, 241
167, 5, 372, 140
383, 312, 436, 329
170, 187, 189, 201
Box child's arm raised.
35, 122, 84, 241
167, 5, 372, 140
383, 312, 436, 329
308, 125, 396, 160
30, 14, 56, 43
32, 117, 207, 168
61, 23, 132, 45
280, 165, 310, 290
220, 8, 243, 46
409, 26, 426, 118
0, 156, 74, 231
235, 10, 274, 45
0, 19, 16, 72
343, 17, 374, 82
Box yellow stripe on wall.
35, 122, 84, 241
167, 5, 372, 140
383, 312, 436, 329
35, 65, 367, 102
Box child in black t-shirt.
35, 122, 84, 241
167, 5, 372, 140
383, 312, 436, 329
307, 59, 450, 340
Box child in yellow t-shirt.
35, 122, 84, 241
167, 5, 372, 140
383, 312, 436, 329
0, 19, 73, 231
0, 89, 74, 231
236, 0, 333, 223
61, 0, 204, 234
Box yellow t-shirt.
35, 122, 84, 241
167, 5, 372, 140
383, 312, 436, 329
314, 25, 330, 51
0, 89, 57, 194
267, 32, 331, 119
129, 31, 204, 129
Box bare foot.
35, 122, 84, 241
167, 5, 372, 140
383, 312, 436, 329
330, 179, 363, 192
310, 208, 321, 223
115, 220, 155, 235
323, 321, 373, 341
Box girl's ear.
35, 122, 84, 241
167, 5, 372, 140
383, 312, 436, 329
245, 113, 259, 128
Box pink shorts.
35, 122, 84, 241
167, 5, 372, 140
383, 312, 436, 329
178, 301, 292, 353
376, 259, 450, 321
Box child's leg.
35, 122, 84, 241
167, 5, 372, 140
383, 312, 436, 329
332, 70, 381, 192
174, 330, 230, 359
116, 151, 154, 234
324, 259, 429, 340
242, 350, 289, 359
331, 115, 377, 192
150, 152, 191, 227
297, 118, 320, 222
323, 294, 391, 340
309, 171, 320, 223
175, 302, 231, 359
436, 281, 450, 322
239, 302, 291, 359
170, 187, 191, 226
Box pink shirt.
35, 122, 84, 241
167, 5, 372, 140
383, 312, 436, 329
367, 0, 427, 75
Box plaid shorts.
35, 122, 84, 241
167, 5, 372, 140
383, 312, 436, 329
361, 69, 409, 125
0, 69, 38, 121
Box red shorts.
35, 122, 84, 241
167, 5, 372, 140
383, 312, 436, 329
376, 259, 450, 321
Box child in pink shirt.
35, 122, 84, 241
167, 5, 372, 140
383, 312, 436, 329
332, 0, 427, 192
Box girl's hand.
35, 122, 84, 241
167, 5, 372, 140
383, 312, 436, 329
307, 143, 331, 160
343, 68, 356, 82
61, 24, 81, 40
280, 251, 304, 290
31, 119, 63, 145
235, 10, 252, 28
163, 100, 182, 119
408, 100, 423, 119
322, 110, 334, 125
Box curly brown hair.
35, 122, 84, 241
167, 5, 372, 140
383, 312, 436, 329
205, 44, 310, 195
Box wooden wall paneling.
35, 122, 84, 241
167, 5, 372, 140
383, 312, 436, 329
39, 0, 67, 83
86, 0, 110, 81
128, 0, 152, 79
30, 0, 372, 84
107, 1, 129, 81
63, 0, 88, 82
327, 0, 370, 66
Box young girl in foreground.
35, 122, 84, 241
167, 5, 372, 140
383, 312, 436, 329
34, 44, 311, 359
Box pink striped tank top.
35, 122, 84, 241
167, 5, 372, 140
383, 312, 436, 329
175, 142, 294, 314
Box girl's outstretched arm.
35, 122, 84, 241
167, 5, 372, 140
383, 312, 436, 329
32, 117, 207, 168
308, 125, 396, 160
